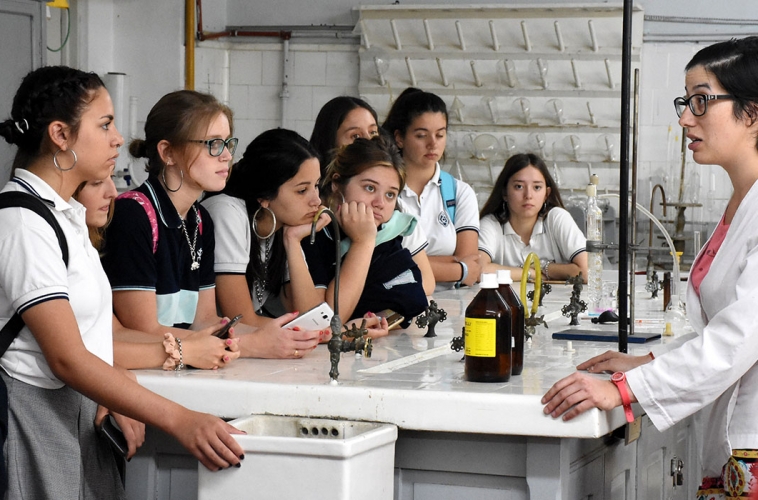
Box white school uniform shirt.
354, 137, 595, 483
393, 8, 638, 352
203, 194, 290, 312
626, 178, 758, 478
478, 208, 586, 268
0, 170, 113, 389
397, 199, 428, 257
398, 164, 479, 291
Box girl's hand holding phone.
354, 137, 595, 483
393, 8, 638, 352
180, 319, 241, 369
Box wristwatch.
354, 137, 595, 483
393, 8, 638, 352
611, 372, 635, 423
454, 261, 468, 289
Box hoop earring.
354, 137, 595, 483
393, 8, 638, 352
252, 206, 276, 240
162, 166, 183, 193
53, 149, 77, 172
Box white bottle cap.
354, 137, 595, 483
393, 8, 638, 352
586, 184, 596, 197
496, 269, 513, 285
480, 273, 499, 289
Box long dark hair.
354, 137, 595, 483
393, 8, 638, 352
0, 66, 105, 175
480, 153, 564, 224
309, 96, 378, 173
381, 87, 448, 144
222, 128, 319, 298
686, 36, 758, 149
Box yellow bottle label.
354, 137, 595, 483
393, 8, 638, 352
464, 317, 496, 357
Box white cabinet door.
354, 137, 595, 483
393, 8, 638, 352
636, 415, 697, 500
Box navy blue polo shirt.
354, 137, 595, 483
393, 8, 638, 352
102, 176, 216, 328
302, 227, 427, 327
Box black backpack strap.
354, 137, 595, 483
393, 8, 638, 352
0, 192, 69, 357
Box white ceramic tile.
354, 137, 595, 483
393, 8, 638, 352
285, 86, 314, 123
231, 119, 256, 150
325, 50, 360, 87
262, 50, 284, 86
248, 85, 282, 123
290, 119, 316, 140
230, 50, 263, 86
228, 85, 249, 121
292, 50, 327, 86
248, 119, 283, 144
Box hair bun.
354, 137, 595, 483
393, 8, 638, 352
128, 138, 148, 158
0, 119, 19, 145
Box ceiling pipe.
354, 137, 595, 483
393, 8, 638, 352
196, 0, 292, 42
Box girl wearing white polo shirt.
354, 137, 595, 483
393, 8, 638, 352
0, 66, 243, 499
478, 153, 587, 283
203, 129, 328, 320
382, 88, 481, 290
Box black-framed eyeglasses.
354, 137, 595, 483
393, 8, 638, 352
189, 137, 239, 157
674, 94, 734, 118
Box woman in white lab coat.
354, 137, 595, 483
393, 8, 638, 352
542, 36, 758, 498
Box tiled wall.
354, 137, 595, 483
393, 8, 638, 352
195, 39, 729, 234
195, 41, 360, 152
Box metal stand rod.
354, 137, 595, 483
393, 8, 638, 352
618, 0, 633, 353
629, 68, 640, 337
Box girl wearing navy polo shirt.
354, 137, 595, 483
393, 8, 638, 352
75, 176, 242, 370
302, 134, 429, 330
310, 97, 435, 295
102, 91, 321, 360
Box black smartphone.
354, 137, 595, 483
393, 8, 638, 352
213, 314, 243, 339
98, 414, 128, 459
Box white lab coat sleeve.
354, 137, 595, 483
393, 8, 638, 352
626, 232, 758, 432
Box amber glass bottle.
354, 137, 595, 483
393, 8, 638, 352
496, 270, 525, 376
464, 273, 512, 382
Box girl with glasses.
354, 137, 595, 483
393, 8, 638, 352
0, 68, 243, 499
75, 176, 242, 370
102, 91, 320, 360
543, 36, 758, 499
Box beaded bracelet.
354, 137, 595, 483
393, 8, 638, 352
541, 260, 552, 280
162, 333, 185, 371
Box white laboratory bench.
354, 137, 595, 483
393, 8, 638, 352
125, 283, 699, 500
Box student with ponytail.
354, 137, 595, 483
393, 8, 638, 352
0, 66, 243, 499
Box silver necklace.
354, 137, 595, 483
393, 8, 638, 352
254, 236, 273, 308
180, 206, 201, 271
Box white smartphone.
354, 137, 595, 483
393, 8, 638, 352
284, 302, 334, 331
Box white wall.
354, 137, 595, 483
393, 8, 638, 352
194, 40, 359, 147
44, 0, 738, 231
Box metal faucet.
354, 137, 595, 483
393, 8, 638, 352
647, 184, 667, 286
310, 207, 371, 383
